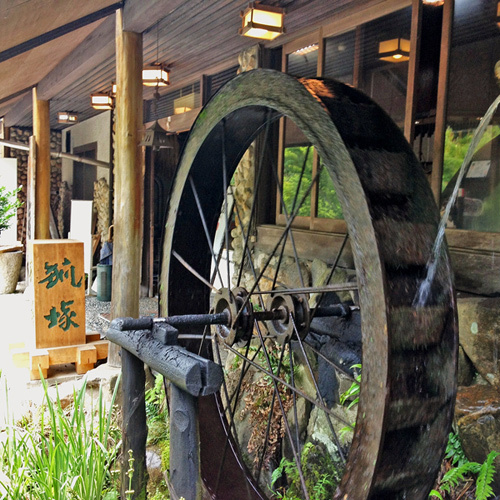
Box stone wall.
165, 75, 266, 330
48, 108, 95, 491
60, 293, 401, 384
8, 127, 62, 244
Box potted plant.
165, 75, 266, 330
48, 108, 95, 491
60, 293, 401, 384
0, 186, 23, 294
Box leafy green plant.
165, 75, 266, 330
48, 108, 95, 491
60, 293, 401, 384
339, 364, 361, 439
444, 431, 468, 467
0, 374, 122, 500
339, 364, 361, 409
145, 373, 166, 422
430, 449, 499, 500
271, 442, 341, 500
0, 186, 22, 234
145, 374, 169, 448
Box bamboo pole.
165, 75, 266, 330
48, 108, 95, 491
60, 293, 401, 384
112, 9, 147, 500
32, 87, 51, 239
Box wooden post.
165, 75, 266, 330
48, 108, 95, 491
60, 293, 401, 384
404, 0, 423, 144
32, 87, 51, 239
113, 9, 147, 500
431, 0, 454, 205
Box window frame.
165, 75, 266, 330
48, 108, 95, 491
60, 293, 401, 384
275, 1, 416, 234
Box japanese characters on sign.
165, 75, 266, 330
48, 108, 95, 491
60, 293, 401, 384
31, 240, 86, 349
38, 258, 82, 332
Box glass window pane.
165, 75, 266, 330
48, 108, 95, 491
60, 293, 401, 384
358, 7, 412, 127
441, 0, 500, 232
282, 120, 313, 217
287, 44, 319, 78
318, 162, 344, 219
324, 30, 356, 84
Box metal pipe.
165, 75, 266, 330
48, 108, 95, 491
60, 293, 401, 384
0, 138, 110, 168
117, 303, 352, 332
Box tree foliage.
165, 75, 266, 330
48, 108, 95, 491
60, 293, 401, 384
282, 147, 343, 220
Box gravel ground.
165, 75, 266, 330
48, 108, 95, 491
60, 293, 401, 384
85, 295, 159, 335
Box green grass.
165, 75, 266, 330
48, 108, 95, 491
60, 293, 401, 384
0, 373, 122, 500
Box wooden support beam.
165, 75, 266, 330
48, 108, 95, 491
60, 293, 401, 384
404, 0, 423, 144
111, 10, 144, 349
3, 17, 116, 127
0, 3, 121, 64
32, 87, 51, 240
3, 0, 185, 127
431, 0, 454, 205
112, 10, 147, 500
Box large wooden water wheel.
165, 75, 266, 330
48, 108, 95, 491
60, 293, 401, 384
160, 69, 458, 500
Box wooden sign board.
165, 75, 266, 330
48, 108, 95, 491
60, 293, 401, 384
30, 240, 86, 349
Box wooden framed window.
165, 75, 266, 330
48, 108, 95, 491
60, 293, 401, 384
276, 5, 412, 232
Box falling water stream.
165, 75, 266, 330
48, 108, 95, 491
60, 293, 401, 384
413, 94, 500, 308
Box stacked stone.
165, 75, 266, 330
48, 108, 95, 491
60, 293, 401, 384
7, 127, 62, 244
93, 177, 110, 242
8, 127, 30, 243
57, 181, 72, 237
50, 130, 62, 236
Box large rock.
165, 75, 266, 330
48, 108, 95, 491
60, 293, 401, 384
458, 297, 500, 387
455, 384, 500, 493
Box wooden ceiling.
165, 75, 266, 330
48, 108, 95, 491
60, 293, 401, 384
0, 0, 373, 131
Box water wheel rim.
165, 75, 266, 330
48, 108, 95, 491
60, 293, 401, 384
161, 69, 457, 499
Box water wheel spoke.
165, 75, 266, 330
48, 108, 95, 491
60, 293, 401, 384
270, 145, 312, 290
236, 112, 274, 289
172, 250, 219, 292
189, 175, 225, 287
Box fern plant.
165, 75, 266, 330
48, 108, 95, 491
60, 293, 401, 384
475, 451, 500, 500
430, 449, 499, 500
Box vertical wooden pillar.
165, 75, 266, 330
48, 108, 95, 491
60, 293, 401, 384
113, 9, 147, 500
404, 0, 423, 144
431, 0, 454, 204
32, 87, 51, 239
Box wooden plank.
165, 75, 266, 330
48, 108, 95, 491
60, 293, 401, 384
30, 240, 86, 348
445, 228, 500, 252
3, 18, 114, 126
0, 4, 119, 64
156, 107, 201, 134
86, 332, 102, 342
77, 345, 98, 365
0, 0, 118, 53
123, 0, 186, 33
256, 224, 354, 267
12, 340, 109, 370
0, 244, 23, 253
30, 350, 50, 370
37, 17, 115, 101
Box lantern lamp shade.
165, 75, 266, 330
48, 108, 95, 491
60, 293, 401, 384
422, 0, 444, 5
57, 111, 78, 124
378, 37, 410, 63
497, 1, 500, 28
140, 121, 172, 150
240, 2, 284, 40
142, 64, 170, 87
91, 93, 113, 110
